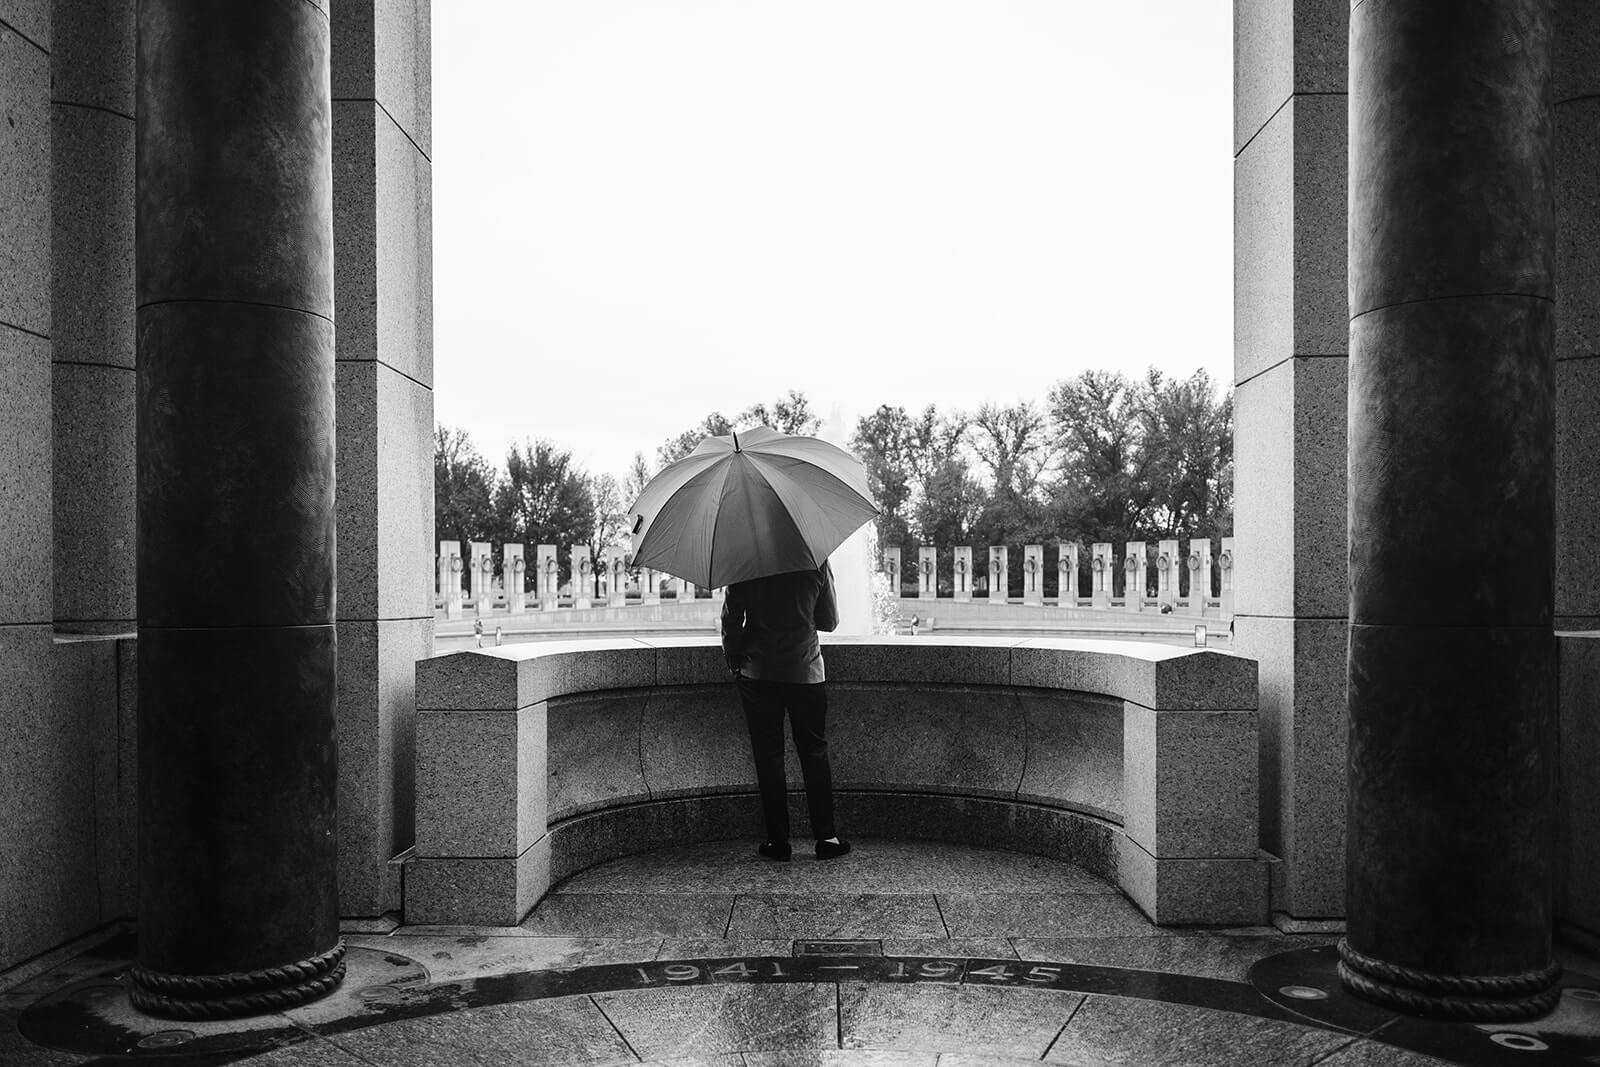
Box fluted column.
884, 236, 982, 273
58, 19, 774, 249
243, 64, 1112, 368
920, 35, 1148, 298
1344, 0, 1559, 1019
134, 0, 342, 1017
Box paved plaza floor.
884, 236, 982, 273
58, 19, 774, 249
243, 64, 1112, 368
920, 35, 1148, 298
5, 840, 1599, 1066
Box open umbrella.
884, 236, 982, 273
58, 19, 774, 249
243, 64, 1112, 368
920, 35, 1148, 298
628, 425, 879, 589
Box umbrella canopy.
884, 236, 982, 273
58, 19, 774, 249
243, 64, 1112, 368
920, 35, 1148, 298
628, 425, 880, 589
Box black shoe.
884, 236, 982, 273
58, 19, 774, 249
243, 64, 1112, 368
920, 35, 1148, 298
815, 838, 851, 860
758, 841, 792, 861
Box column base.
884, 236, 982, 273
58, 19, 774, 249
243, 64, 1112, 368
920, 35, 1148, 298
1336, 938, 1561, 1021
129, 941, 346, 1020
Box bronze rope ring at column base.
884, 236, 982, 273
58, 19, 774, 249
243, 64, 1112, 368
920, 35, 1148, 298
1337, 938, 1561, 1021
131, 941, 345, 999
130, 959, 346, 1020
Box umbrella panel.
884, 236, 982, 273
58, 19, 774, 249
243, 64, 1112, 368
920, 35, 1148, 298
709, 454, 818, 585
629, 427, 881, 589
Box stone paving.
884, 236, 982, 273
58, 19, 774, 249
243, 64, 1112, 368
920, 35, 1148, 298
4, 840, 1599, 1065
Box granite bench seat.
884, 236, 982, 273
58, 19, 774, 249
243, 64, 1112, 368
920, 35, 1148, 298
409, 636, 1262, 928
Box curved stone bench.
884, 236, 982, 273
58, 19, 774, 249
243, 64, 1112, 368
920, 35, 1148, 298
409, 636, 1263, 927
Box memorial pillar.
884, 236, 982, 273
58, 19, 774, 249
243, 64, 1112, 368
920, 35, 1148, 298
571, 545, 591, 609
1022, 544, 1042, 605
1193, 539, 1215, 615
953, 546, 972, 602
1058, 541, 1080, 606
135, 0, 342, 1015
1156, 538, 1179, 607
1091, 543, 1112, 609
917, 545, 936, 598
1343, 0, 1558, 1019
441, 541, 463, 619
536, 544, 558, 609
989, 545, 1009, 602
1124, 541, 1146, 611
504, 543, 525, 614
882, 545, 902, 597
469, 540, 491, 618
605, 546, 628, 606
1218, 536, 1236, 618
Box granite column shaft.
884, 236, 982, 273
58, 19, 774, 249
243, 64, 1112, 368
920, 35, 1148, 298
134, 0, 342, 1017
1344, 0, 1559, 1019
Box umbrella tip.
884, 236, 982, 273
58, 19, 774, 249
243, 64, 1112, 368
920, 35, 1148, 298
732, 430, 739, 452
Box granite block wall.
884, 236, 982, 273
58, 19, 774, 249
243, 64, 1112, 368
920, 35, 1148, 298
1558, 633, 1600, 940
1555, 3, 1600, 628
0, 0, 60, 973
1232, 0, 1350, 920
51, 0, 135, 634
332, 0, 434, 916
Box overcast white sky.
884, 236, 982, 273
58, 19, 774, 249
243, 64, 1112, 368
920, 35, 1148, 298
433, 2, 1233, 480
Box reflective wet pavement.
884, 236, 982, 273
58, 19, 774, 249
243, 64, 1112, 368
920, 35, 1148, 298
5, 840, 1599, 1065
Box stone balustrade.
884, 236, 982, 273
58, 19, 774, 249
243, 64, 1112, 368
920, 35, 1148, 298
410, 637, 1264, 928
434, 537, 1237, 619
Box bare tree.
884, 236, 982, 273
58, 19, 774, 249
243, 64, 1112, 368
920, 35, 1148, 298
969, 401, 1053, 503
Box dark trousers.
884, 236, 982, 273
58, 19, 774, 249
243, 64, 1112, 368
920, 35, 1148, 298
736, 677, 836, 842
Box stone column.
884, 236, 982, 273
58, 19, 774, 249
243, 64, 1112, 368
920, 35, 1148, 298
642, 567, 660, 605
1091, 543, 1112, 608
1343, 0, 1558, 1019
1191, 539, 1214, 615
1058, 541, 1079, 606
1156, 539, 1179, 606
604, 546, 627, 606
135, 0, 342, 1016
1022, 545, 1042, 605
570, 545, 591, 609
1124, 541, 1146, 611
535, 544, 558, 609
989, 545, 1009, 602
1218, 536, 1236, 618
882, 545, 902, 597
504, 544, 525, 614
917, 545, 936, 597
952, 546, 972, 602
441, 541, 463, 619
469, 540, 491, 617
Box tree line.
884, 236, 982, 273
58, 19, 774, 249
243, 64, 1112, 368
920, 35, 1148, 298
434, 390, 821, 589
435, 372, 1231, 592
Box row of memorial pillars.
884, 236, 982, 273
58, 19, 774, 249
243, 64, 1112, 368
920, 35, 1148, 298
134, 2, 344, 1018
436, 542, 703, 619
1340, 0, 1558, 1019
881, 541, 1232, 607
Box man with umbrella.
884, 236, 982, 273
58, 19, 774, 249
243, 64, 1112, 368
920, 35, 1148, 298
628, 426, 877, 861
721, 559, 849, 860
